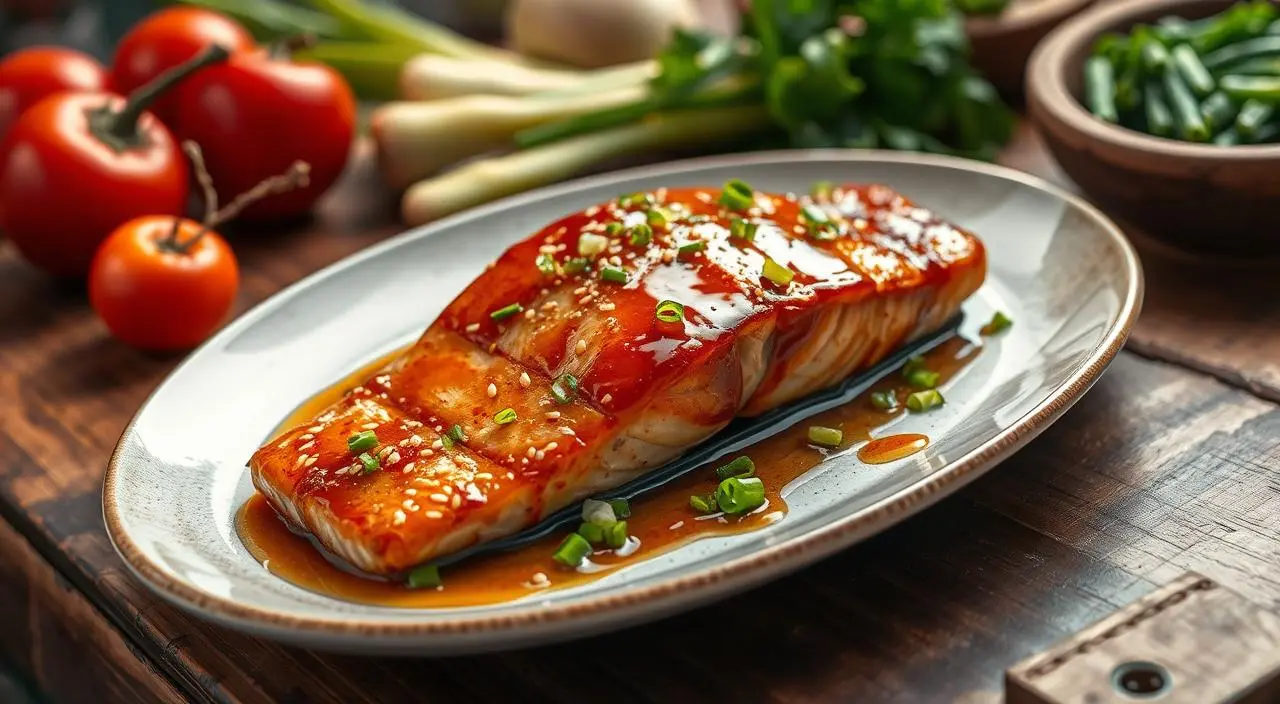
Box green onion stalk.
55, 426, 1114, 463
398, 0, 1014, 225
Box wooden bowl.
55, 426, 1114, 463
1027, 0, 1280, 255
967, 0, 1097, 98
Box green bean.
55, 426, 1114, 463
1172, 44, 1217, 97
1219, 74, 1280, 101
1225, 56, 1280, 75
1084, 56, 1119, 123
1140, 40, 1172, 71
1143, 81, 1175, 137
1199, 91, 1239, 131
1163, 65, 1212, 141
1202, 36, 1280, 71
1235, 99, 1276, 138
1213, 127, 1243, 145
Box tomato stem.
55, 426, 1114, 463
88, 44, 230, 152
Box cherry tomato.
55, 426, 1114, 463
0, 46, 227, 277
0, 46, 108, 136
112, 6, 255, 130
90, 216, 239, 352
175, 46, 356, 222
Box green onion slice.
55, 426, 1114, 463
645, 209, 668, 227
357, 452, 379, 474
677, 241, 707, 257
906, 389, 945, 413
494, 407, 518, 424
552, 533, 593, 567
807, 425, 843, 447
550, 373, 578, 404
627, 223, 653, 246
714, 455, 756, 480
446, 424, 467, 443
906, 368, 941, 389
535, 253, 557, 276
562, 257, 590, 274
578, 233, 609, 257
762, 258, 795, 287
982, 311, 1013, 335
719, 179, 755, 210
617, 192, 652, 208
655, 300, 685, 324
406, 564, 442, 589
811, 180, 834, 200
902, 355, 927, 378
605, 221, 624, 236
347, 430, 378, 453
600, 266, 628, 284
604, 520, 628, 549
689, 493, 718, 514
608, 498, 631, 519
801, 203, 830, 225
490, 303, 523, 321
870, 390, 898, 410
578, 522, 605, 544
581, 498, 617, 526
729, 216, 757, 241
715, 476, 766, 515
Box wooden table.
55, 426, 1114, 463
3, 123, 1280, 703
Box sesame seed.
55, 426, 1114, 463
298, 441, 315, 451
335, 466, 349, 476
576, 339, 588, 354
298, 433, 314, 441
531, 572, 549, 585
422, 448, 434, 457
541, 301, 559, 311
465, 322, 481, 333
545, 411, 561, 420
409, 434, 424, 446
432, 439, 444, 450
405, 488, 418, 496
294, 455, 308, 467
451, 494, 462, 508
401, 463, 415, 474
393, 510, 407, 526
573, 286, 588, 296
545, 442, 558, 452
426, 510, 444, 519
535, 450, 546, 461
442, 485, 454, 495
526, 446, 537, 458
669, 521, 685, 530
559, 426, 576, 436
387, 451, 401, 464
276, 439, 290, 449
539, 244, 557, 253
599, 302, 616, 312
362, 422, 379, 430
307, 426, 324, 433
378, 445, 394, 459
661, 250, 675, 263
304, 456, 318, 468
487, 383, 498, 398
578, 295, 594, 305
601, 393, 613, 404
521, 458, 529, 465
524, 308, 537, 320
519, 372, 531, 387
402, 499, 417, 510
475, 472, 493, 480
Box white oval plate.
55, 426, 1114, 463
104, 150, 1142, 655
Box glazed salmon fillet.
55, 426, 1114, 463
249, 183, 986, 575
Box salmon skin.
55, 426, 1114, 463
249, 183, 987, 576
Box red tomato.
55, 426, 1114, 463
112, 6, 255, 129
0, 46, 108, 136
175, 47, 356, 222
89, 216, 239, 352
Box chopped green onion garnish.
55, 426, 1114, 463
906, 389, 945, 413
406, 564, 441, 589
578, 522, 605, 544
715, 476, 766, 515
714, 456, 756, 481
441, 434, 454, 449
600, 266, 628, 284
494, 407, 518, 424
446, 424, 467, 443
579, 232, 609, 257
562, 257, 589, 274
645, 209, 668, 227
655, 299, 685, 324
552, 533, 593, 567
605, 221, 624, 236
719, 179, 754, 210
801, 203, 829, 225
807, 425, 843, 447
604, 520, 628, 549
535, 253, 557, 276
608, 498, 631, 519
357, 452, 379, 474
810, 223, 839, 241
870, 390, 898, 410
550, 373, 578, 404
581, 498, 617, 526
902, 355, 926, 378
762, 258, 794, 287
906, 368, 941, 389
677, 241, 706, 258
347, 430, 378, 453
618, 192, 651, 208
490, 303, 523, 321
729, 216, 757, 241
627, 223, 653, 246
811, 180, 834, 200
982, 311, 1013, 335
689, 493, 717, 514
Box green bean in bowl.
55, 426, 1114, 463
1084, 0, 1280, 144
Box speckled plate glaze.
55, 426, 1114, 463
103, 151, 1142, 655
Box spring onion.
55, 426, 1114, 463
807, 425, 843, 447
535, 252, 558, 276
579, 232, 609, 256
551, 373, 579, 403
347, 430, 378, 453
357, 452, 380, 474
608, 498, 632, 519
811, 180, 834, 200
406, 564, 442, 589
714, 456, 756, 480
906, 389, 945, 413
729, 216, 757, 241
677, 241, 707, 257
494, 407, 518, 424
902, 355, 927, 377
870, 390, 898, 410
646, 209, 669, 227
801, 203, 829, 225
982, 311, 1013, 335
446, 424, 467, 444
562, 257, 590, 274
715, 476, 766, 515
490, 303, 523, 321
581, 498, 617, 526
628, 223, 653, 246
689, 493, 718, 513
719, 179, 755, 210
762, 258, 794, 287
907, 368, 941, 389
578, 522, 605, 544
618, 192, 652, 208
604, 520, 629, 549
655, 299, 685, 323
600, 266, 629, 284
553, 533, 593, 567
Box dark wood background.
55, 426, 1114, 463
3, 113, 1280, 703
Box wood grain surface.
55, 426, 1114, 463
2, 124, 1280, 704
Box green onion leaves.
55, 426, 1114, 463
347, 430, 378, 453
494, 407, 518, 424
406, 564, 442, 589
870, 390, 898, 410
600, 266, 629, 284
655, 300, 685, 324
550, 373, 579, 404
714, 456, 756, 480
357, 452, 380, 474
490, 303, 523, 321
553, 533, 593, 567
762, 257, 794, 287
807, 425, 843, 447
982, 310, 1013, 335
677, 240, 707, 258
627, 223, 653, 246
718, 179, 754, 210
716, 476, 766, 515
906, 389, 945, 413
689, 493, 717, 513
729, 216, 758, 241
535, 253, 557, 276
446, 424, 467, 444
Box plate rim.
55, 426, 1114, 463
102, 148, 1145, 646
